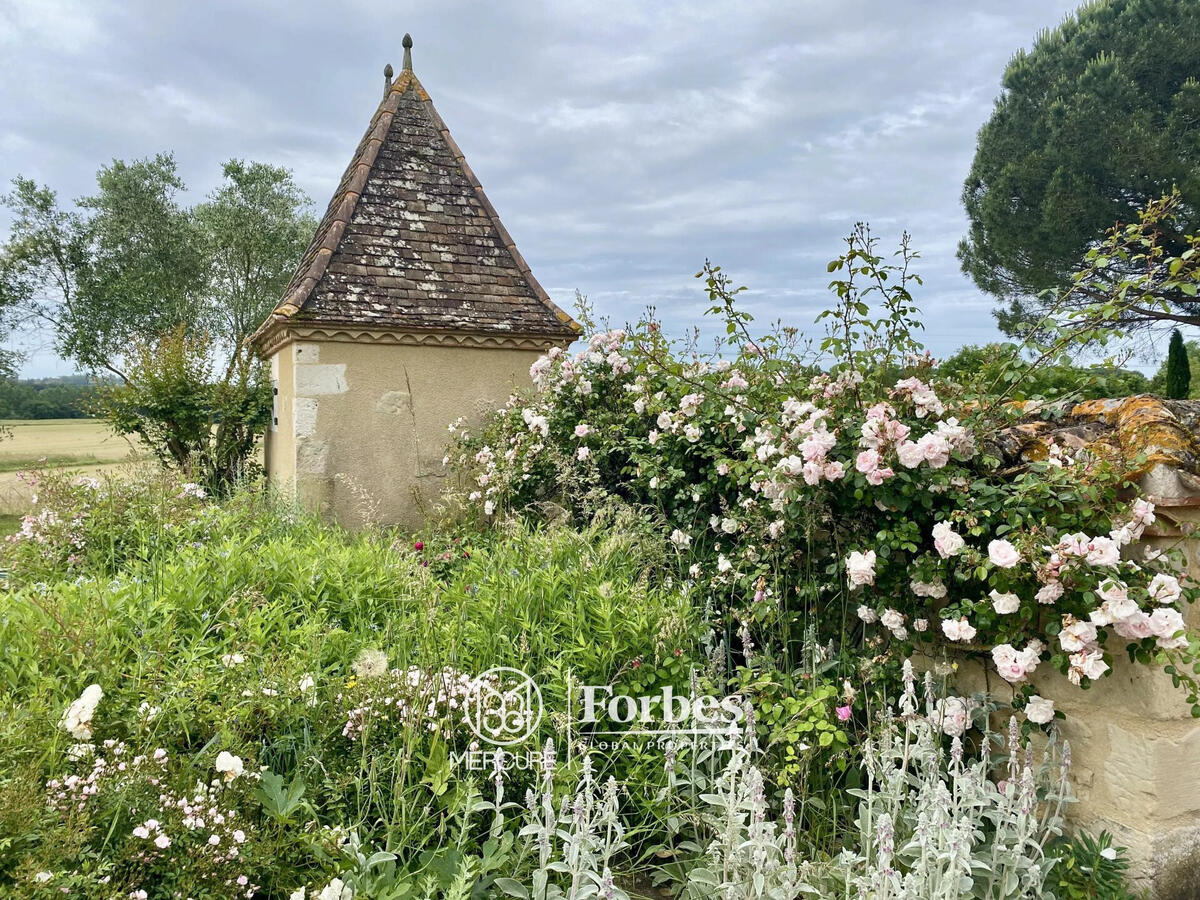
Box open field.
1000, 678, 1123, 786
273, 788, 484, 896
0, 418, 147, 518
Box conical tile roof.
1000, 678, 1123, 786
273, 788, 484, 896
251, 38, 579, 349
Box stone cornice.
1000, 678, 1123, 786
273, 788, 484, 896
253, 319, 569, 356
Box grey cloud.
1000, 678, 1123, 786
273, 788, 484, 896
0, 0, 1093, 377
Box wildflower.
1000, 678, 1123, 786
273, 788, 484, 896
835, 705, 852, 722
1025, 695, 1055, 724
60, 684, 103, 740
987, 539, 1020, 568
413, 541, 424, 551
179, 482, 207, 499
137, 701, 160, 722
215, 751, 244, 782
356, 655, 394, 693
221, 653, 245, 668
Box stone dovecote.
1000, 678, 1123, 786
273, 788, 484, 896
251, 37, 578, 528
251, 35, 579, 355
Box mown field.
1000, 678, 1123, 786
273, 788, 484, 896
0, 418, 146, 529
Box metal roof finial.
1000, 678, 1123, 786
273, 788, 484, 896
402, 34, 413, 72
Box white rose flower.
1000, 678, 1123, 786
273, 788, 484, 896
987, 539, 1020, 569
1147, 572, 1182, 605
989, 590, 1020, 615
931, 522, 965, 558
934, 696, 974, 737
845, 550, 877, 588
941, 616, 977, 643
1024, 695, 1055, 725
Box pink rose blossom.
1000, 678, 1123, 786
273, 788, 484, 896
855, 449, 880, 474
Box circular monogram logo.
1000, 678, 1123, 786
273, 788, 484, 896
463, 667, 543, 746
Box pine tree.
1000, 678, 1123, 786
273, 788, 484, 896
1165, 329, 1192, 399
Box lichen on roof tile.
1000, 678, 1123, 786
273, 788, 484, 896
251, 52, 580, 345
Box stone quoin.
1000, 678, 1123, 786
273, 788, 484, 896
249, 34, 580, 527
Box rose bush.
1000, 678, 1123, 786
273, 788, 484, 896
449, 233, 1200, 721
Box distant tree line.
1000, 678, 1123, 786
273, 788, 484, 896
0, 375, 99, 420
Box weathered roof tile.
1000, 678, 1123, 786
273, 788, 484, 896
251, 45, 580, 346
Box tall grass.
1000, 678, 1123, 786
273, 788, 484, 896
0, 472, 698, 894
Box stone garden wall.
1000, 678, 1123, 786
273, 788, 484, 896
963, 397, 1200, 898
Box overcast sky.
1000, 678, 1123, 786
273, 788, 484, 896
2, 0, 1111, 378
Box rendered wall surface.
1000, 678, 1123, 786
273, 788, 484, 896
266, 337, 545, 529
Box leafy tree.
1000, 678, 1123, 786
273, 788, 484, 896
93, 327, 269, 485
0, 376, 100, 419
959, 0, 1200, 335
938, 342, 1149, 401
0, 156, 314, 488
1164, 328, 1193, 398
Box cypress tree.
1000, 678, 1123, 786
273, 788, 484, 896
1165, 329, 1192, 399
